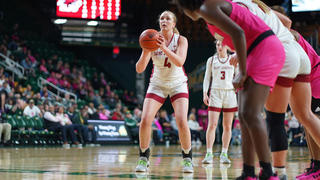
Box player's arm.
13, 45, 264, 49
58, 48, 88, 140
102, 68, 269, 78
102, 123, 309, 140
200, 0, 247, 88
273, 10, 292, 29
136, 49, 152, 73
203, 58, 212, 95
157, 35, 188, 67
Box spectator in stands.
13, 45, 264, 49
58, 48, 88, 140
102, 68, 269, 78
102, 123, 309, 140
40, 86, 48, 97
231, 113, 241, 145
111, 103, 124, 120
68, 106, 89, 145
107, 91, 117, 109
87, 102, 97, 118
62, 93, 73, 108
0, 74, 5, 86
61, 63, 70, 76
0, 117, 11, 146
1, 81, 11, 94
5, 98, 17, 115
198, 104, 208, 131
105, 84, 112, 97
23, 99, 42, 118
152, 113, 163, 144
124, 111, 139, 142
39, 59, 49, 75
27, 50, 37, 67
133, 107, 142, 123
43, 105, 79, 148
21, 56, 33, 71
188, 113, 203, 145
158, 109, 178, 143
22, 84, 33, 98
98, 104, 110, 120
59, 76, 71, 90
46, 72, 59, 86
100, 72, 107, 88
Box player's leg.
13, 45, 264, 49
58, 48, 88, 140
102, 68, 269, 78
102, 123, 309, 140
203, 89, 222, 164
172, 97, 193, 173
220, 111, 234, 164
136, 84, 165, 172
202, 110, 220, 164
220, 90, 237, 164
296, 97, 320, 179
237, 78, 273, 179
289, 82, 320, 147
265, 83, 292, 180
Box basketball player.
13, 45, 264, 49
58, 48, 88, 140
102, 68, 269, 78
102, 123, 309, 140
227, 1, 319, 179
135, 10, 193, 173
291, 29, 320, 180
202, 40, 237, 164
175, 0, 286, 179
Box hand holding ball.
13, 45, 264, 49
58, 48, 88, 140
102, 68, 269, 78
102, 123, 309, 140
139, 29, 160, 51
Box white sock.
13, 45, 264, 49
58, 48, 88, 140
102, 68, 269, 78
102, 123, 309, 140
182, 147, 191, 154
221, 148, 228, 154
207, 148, 212, 154
274, 167, 287, 175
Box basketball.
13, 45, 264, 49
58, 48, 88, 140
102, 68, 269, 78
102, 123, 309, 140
139, 29, 160, 51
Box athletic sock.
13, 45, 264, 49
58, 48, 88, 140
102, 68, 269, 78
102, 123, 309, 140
207, 148, 212, 154
243, 164, 255, 177
221, 147, 228, 154
260, 161, 273, 177
139, 148, 150, 160
182, 148, 192, 159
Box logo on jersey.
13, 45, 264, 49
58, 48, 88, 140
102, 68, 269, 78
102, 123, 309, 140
315, 107, 320, 113
57, 0, 82, 13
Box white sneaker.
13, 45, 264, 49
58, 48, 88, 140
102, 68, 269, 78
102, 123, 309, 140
182, 158, 194, 173
220, 153, 231, 164
202, 152, 213, 164
135, 157, 149, 172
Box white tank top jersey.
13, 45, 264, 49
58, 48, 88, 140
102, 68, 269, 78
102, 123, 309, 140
203, 54, 236, 91
233, 0, 294, 43
150, 33, 188, 86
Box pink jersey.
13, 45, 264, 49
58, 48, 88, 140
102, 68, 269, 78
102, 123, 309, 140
206, 0, 271, 51
298, 33, 320, 98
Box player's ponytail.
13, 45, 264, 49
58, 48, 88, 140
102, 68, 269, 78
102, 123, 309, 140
252, 0, 271, 14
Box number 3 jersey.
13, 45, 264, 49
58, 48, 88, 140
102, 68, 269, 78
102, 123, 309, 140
203, 54, 237, 92
150, 33, 188, 87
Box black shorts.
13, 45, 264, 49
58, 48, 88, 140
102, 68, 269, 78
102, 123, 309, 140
311, 96, 320, 115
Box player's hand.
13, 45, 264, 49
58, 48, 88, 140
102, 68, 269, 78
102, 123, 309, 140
156, 34, 166, 50
229, 54, 238, 66
233, 72, 247, 89
203, 93, 209, 106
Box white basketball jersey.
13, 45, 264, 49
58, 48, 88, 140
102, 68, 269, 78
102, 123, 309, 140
210, 55, 235, 90
150, 33, 188, 86
233, 0, 294, 43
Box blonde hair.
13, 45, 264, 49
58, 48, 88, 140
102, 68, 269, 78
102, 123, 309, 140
252, 0, 271, 14
159, 10, 180, 34
188, 113, 195, 120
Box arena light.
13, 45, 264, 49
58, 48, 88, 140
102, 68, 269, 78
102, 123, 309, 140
54, 19, 67, 24
87, 21, 98, 26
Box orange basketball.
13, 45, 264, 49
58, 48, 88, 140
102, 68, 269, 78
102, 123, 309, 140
139, 29, 160, 51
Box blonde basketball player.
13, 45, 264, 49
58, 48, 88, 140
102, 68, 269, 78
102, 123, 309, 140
202, 40, 238, 164
135, 10, 193, 173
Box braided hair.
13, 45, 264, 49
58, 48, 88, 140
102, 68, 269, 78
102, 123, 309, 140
175, 0, 205, 11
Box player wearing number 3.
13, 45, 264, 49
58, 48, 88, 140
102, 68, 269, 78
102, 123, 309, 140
135, 10, 193, 173
202, 40, 238, 164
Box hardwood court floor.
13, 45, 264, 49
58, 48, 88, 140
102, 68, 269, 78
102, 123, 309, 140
0, 144, 311, 180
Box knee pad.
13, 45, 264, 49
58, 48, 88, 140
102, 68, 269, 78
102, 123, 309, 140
266, 111, 288, 152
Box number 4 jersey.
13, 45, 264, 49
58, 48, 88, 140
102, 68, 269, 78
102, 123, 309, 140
203, 54, 237, 91
150, 33, 188, 87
